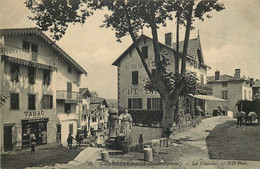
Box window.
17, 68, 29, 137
28, 94, 36, 110
43, 70, 51, 85
222, 91, 228, 100
222, 82, 228, 87
11, 63, 19, 82
132, 71, 138, 85
22, 41, 30, 52
244, 90, 247, 100
43, 95, 53, 109
31, 43, 38, 61
69, 124, 73, 134
68, 65, 72, 73
147, 98, 163, 109
142, 46, 148, 59
65, 103, 71, 113
28, 67, 36, 84
128, 98, 142, 109
92, 117, 97, 122
82, 115, 87, 121
10, 93, 19, 110
200, 74, 204, 85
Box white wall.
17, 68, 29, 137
118, 38, 207, 110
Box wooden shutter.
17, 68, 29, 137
142, 46, 148, 59
147, 98, 151, 109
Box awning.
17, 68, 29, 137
4, 55, 57, 71
65, 99, 82, 104
188, 94, 227, 102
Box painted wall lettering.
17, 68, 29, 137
24, 110, 44, 117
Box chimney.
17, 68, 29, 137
215, 70, 220, 80
234, 69, 241, 79
165, 32, 172, 47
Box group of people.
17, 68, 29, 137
67, 133, 84, 149
29, 129, 47, 154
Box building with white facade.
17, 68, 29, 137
0, 28, 87, 151
207, 69, 253, 117
112, 33, 211, 115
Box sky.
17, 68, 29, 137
0, 0, 259, 99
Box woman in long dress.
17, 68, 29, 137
118, 108, 133, 148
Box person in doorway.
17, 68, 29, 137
57, 132, 62, 147
30, 132, 36, 154
67, 134, 75, 149
41, 130, 47, 144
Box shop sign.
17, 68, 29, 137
24, 110, 44, 117
122, 87, 157, 95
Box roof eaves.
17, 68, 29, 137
0, 28, 87, 76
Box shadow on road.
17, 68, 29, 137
206, 120, 260, 161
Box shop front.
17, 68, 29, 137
22, 118, 49, 147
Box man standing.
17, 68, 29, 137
237, 111, 243, 127
67, 134, 75, 149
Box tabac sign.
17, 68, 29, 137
24, 110, 45, 117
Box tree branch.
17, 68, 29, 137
181, 1, 194, 75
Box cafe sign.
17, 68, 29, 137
24, 110, 44, 117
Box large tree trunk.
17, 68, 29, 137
161, 94, 178, 137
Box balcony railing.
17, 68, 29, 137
56, 90, 81, 100
2, 44, 58, 67
196, 84, 213, 94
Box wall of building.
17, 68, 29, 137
118, 38, 207, 110
211, 81, 242, 116
1, 34, 85, 151
1, 35, 59, 151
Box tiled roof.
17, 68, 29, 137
112, 34, 209, 68
90, 97, 109, 107
0, 28, 87, 76
207, 74, 235, 82
172, 38, 200, 60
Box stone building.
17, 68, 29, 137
112, 33, 211, 118
0, 28, 87, 151
207, 69, 253, 117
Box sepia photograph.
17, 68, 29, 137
0, 0, 259, 168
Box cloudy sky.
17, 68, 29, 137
1, 0, 259, 99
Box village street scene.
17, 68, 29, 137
0, 0, 260, 169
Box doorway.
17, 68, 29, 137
4, 125, 13, 151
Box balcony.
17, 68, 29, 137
56, 90, 82, 103
196, 84, 213, 95
1, 44, 58, 67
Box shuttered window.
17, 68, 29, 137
222, 91, 228, 100
128, 98, 142, 109
147, 98, 151, 109
28, 94, 36, 110
142, 46, 148, 59
69, 124, 73, 134
147, 98, 163, 110
28, 67, 36, 84
11, 63, 19, 82
43, 95, 53, 109
10, 93, 19, 110
132, 71, 138, 85
43, 70, 51, 85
